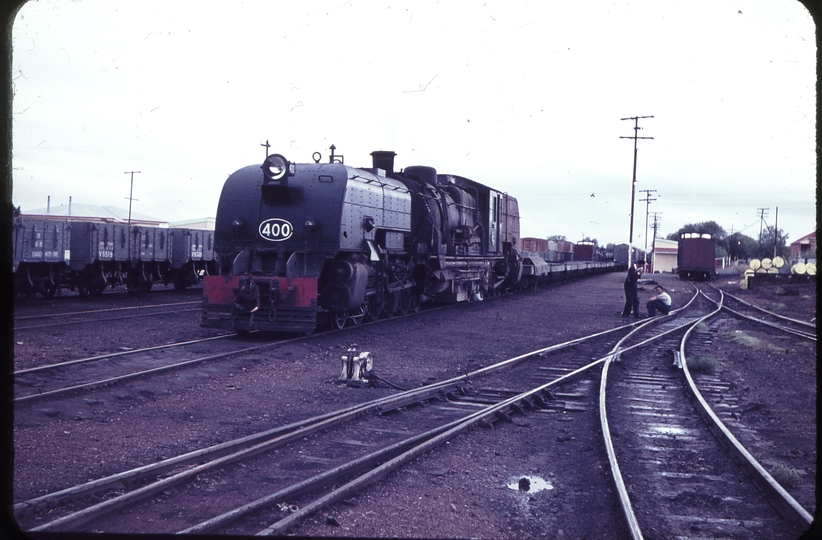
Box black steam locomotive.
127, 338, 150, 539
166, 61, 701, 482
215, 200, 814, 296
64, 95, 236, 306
201, 148, 523, 334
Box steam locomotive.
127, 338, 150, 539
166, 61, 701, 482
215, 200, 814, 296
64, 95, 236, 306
201, 148, 523, 334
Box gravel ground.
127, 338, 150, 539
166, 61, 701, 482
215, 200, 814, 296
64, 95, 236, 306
5, 270, 816, 539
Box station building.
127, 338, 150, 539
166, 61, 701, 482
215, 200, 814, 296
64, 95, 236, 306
790, 231, 816, 261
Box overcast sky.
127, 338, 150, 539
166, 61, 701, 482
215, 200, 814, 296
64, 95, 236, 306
10, 0, 816, 248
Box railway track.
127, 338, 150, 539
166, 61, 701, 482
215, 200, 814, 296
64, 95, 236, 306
703, 284, 816, 341
13, 284, 202, 304
601, 287, 813, 539
12, 277, 815, 537
13, 300, 202, 331
10, 326, 331, 403
12, 294, 515, 405
14, 313, 645, 534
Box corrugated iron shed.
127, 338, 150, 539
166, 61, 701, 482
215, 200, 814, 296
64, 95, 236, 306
22, 203, 166, 226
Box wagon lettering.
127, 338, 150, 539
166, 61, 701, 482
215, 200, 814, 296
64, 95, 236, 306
259, 218, 293, 242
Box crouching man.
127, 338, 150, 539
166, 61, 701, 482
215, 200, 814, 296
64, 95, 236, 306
647, 285, 672, 316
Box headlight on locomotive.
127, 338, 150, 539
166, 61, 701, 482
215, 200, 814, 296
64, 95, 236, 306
231, 218, 246, 233
304, 218, 319, 233
261, 154, 295, 186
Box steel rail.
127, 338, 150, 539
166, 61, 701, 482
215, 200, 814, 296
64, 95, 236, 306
14, 308, 202, 331
14, 396, 415, 520
19, 323, 633, 530
254, 353, 615, 536
14, 310, 634, 406
683, 290, 814, 527
179, 412, 481, 534
599, 286, 704, 540
719, 305, 815, 341
13, 301, 202, 321
708, 283, 816, 329
15, 334, 234, 376
247, 292, 708, 536
701, 286, 816, 342
14, 338, 286, 404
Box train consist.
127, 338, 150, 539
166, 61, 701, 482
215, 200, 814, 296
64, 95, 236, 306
676, 232, 716, 280
201, 148, 617, 334
12, 218, 216, 299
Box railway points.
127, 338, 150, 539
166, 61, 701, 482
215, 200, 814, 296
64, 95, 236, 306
10, 268, 816, 538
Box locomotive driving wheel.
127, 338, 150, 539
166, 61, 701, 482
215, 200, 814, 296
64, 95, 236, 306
330, 311, 347, 330
385, 290, 401, 317
399, 289, 412, 316
410, 292, 421, 313
349, 305, 366, 326
365, 294, 383, 322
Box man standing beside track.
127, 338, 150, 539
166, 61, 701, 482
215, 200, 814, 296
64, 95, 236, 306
621, 259, 645, 318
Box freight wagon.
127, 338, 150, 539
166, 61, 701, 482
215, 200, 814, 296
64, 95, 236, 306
676, 233, 715, 281
12, 217, 216, 299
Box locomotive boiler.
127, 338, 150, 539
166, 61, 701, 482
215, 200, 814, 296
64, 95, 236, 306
201, 148, 522, 334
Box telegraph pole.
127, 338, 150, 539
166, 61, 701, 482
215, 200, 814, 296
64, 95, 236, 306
261, 140, 271, 158
639, 189, 658, 254
620, 115, 654, 263
649, 212, 662, 271
773, 206, 779, 258
124, 171, 141, 227
757, 207, 769, 251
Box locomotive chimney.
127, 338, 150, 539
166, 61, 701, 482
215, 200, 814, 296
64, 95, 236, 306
371, 151, 396, 174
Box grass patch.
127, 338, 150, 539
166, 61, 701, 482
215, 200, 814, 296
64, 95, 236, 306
695, 322, 711, 333
771, 464, 801, 489
687, 355, 718, 375
729, 331, 783, 353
